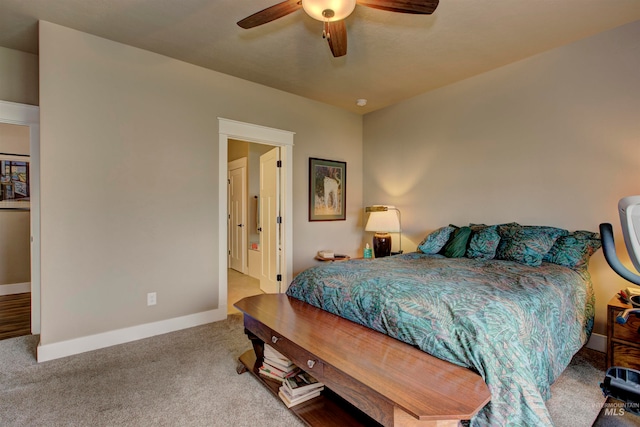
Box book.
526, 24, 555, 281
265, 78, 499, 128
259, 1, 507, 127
263, 344, 294, 369
278, 389, 322, 408
263, 356, 294, 371
259, 368, 287, 383
259, 362, 300, 380
279, 382, 324, 401
283, 371, 324, 397
260, 344, 299, 381
264, 345, 290, 361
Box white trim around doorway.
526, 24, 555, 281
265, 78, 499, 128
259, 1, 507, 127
218, 118, 294, 317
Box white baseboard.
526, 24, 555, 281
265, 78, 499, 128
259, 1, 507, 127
586, 332, 607, 353
32, 308, 609, 362
37, 308, 228, 363
0, 282, 30, 296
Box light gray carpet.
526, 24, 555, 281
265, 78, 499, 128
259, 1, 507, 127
0, 314, 613, 426
0, 315, 302, 427
547, 346, 607, 426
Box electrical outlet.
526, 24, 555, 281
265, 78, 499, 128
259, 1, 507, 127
147, 292, 157, 306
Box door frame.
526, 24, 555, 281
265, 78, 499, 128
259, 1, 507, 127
227, 157, 248, 274
218, 118, 294, 311
0, 100, 40, 334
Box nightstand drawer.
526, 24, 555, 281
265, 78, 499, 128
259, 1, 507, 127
613, 313, 640, 342
612, 343, 640, 371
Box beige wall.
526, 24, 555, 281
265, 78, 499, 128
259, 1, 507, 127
0, 123, 31, 286
363, 21, 640, 336
227, 139, 248, 162
0, 47, 38, 106
0, 122, 30, 154
38, 21, 363, 345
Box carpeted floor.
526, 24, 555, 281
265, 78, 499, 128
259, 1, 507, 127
0, 314, 623, 426
0, 315, 302, 427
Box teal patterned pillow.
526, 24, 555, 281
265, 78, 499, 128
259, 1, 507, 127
496, 225, 569, 266
441, 226, 472, 258
543, 230, 602, 270
418, 226, 456, 254
466, 224, 501, 259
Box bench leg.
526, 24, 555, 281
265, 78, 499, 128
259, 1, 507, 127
245, 328, 265, 374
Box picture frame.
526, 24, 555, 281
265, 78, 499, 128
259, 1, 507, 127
0, 154, 30, 210
309, 157, 346, 221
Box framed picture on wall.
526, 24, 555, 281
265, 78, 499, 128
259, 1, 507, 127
0, 154, 30, 210
309, 157, 346, 221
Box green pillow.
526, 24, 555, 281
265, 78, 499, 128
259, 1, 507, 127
441, 226, 472, 258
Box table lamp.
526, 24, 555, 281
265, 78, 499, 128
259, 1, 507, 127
365, 205, 401, 258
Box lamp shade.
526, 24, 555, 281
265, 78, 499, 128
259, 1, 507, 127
365, 206, 400, 233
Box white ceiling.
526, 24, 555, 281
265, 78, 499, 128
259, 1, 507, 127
0, 0, 639, 114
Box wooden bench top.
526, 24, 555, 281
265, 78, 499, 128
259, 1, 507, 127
234, 294, 490, 424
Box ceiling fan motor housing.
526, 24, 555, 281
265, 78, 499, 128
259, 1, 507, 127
302, 0, 357, 21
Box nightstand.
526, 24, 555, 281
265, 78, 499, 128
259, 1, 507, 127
607, 296, 640, 370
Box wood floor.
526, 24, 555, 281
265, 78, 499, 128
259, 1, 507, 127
228, 269, 263, 315
0, 292, 31, 340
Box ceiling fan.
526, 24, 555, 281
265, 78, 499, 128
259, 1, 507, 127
237, 0, 439, 57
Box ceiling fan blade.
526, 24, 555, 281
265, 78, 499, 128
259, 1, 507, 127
325, 20, 347, 57
356, 0, 439, 14
237, 0, 302, 29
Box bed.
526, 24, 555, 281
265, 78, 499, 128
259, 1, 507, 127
285, 223, 600, 427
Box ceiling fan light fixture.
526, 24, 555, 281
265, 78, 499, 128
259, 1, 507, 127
302, 0, 356, 22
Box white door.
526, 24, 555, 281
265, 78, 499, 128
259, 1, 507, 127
228, 159, 247, 273
259, 147, 281, 293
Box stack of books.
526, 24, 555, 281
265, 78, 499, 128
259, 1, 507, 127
278, 371, 325, 408
258, 344, 300, 382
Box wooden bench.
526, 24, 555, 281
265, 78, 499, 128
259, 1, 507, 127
235, 294, 490, 427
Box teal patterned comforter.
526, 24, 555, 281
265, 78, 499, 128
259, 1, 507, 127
286, 252, 594, 427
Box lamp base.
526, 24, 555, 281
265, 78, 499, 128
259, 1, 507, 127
373, 232, 392, 258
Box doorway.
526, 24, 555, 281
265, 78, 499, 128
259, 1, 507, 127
0, 101, 40, 335
0, 123, 31, 339
218, 118, 294, 316
227, 142, 281, 311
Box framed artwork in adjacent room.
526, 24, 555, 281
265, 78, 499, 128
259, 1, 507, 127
309, 157, 346, 221
0, 154, 30, 209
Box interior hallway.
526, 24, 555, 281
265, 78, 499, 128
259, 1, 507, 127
0, 292, 30, 340
227, 269, 263, 315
